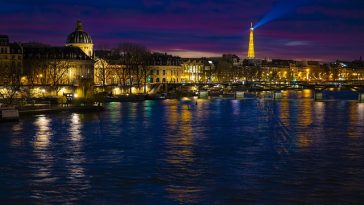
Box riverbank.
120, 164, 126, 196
19, 105, 105, 116
105, 93, 193, 102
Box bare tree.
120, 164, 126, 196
215, 59, 234, 82
45, 59, 70, 96
116, 43, 150, 94
114, 65, 127, 87
141, 65, 149, 93
94, 58, 113, 90
25, 59, 45, 86
0, 62, 22, 105
242, 66, 262, 81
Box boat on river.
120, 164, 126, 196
0, 106, 19, 122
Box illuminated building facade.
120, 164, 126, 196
23, 46, 94, 85
20, 21, 96, 97
181, 59, 208, 83
93, 52, 184, 87
0, 35, 23, 85
147, 53, 183, 84
240, 59, 364, 82
247, 22, 255, 59
147, 66, 182, 83
22, 20, 95, 86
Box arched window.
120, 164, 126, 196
156, 78, 160, 83
162, 78, 166, 83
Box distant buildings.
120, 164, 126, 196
0, 35, 23, 85
182, 58, 207, 83
21, 21, 95, 97
22, 46, 94, 92
0, 20, 364, 99
147, 53, 183, 84
93, 51, 184, 91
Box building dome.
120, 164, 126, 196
66, 20, 93, 44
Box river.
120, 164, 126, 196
1, 90, 364, 204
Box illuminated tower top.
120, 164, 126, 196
247, 22, 255, 59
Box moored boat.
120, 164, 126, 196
0, 106, 19, 122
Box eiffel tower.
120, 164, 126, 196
247, 22, 255, 59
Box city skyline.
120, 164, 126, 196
1, 1, 364, 204
1, 0, 363, 61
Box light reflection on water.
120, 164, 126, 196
162, 101, 204, 203
31, 114, 56, 200
66, 113, 89, 191
33, 116, 52, 149
1, 94, 364, 204
358, 103, 364, 122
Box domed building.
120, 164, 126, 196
66, 20, 94, 58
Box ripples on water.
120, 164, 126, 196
0, 90, 364, 204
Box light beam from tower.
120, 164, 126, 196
247, 22, 255, 59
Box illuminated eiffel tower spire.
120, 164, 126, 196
247, 22, 255, 59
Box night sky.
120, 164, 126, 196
1, 0, 363, 61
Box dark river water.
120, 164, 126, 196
1, 90, 364, 204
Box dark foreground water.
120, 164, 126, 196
1, 91, 364, 204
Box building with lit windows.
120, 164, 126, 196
93, 52, 184, 86
21, 21, 95, 97
181, 59, 206, 83
147, 53, 183, 84
22, 46, 94, 85
0, 35, 23, 85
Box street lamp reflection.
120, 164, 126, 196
33, 115, 52, 148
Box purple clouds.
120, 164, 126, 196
0, 0, 363, 61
